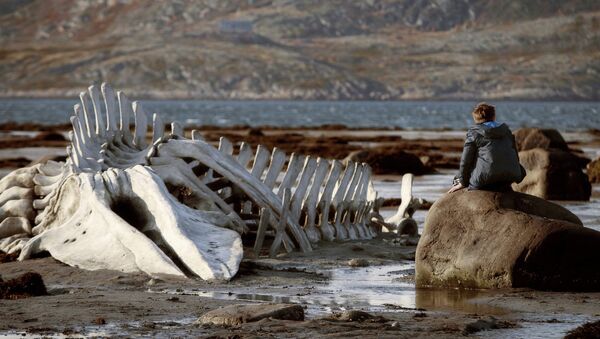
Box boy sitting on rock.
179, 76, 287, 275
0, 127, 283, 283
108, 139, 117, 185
448, 103, 525, 193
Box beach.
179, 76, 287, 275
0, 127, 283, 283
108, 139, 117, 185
0, 123, 599, 338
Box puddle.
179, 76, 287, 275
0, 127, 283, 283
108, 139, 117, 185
476, 313, 594, 339
150, 263, 506, 317
0, 318, 197, 338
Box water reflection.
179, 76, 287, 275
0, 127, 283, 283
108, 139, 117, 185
415, 288, 507, 315
152, 263, 508, 317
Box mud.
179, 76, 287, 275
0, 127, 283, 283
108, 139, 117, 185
0, 125, 599, 337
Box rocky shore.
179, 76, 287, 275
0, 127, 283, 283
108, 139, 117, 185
0, 123, 599, 337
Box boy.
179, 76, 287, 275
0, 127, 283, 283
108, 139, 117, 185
448, 103, 525, 193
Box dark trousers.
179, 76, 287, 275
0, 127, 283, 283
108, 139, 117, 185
469, 182, 513, 193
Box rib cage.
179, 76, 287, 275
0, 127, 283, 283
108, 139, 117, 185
0, 82, 411, 261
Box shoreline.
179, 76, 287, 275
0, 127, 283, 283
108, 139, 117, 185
0, 125, 598, 337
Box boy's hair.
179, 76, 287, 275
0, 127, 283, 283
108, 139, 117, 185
472, 103, 496, 123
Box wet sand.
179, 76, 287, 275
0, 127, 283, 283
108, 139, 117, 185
0, 124, 599, 338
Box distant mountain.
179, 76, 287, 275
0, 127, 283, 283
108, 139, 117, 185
1, 0, 599, 100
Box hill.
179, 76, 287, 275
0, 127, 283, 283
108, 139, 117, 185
1, 0, 599, 100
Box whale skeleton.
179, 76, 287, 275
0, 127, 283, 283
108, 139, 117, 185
0, 83, 417, 280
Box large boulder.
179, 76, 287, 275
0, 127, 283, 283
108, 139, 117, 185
514, 148, 591, 200
513, 128, 569, 151
416, 190, 600, 291
345, 147, 431, 175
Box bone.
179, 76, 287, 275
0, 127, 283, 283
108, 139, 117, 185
0, 233, 30, 254
33, 191, 54, 210
132, 101, 149, 148
218, 137, 234, 155
38, 161, 65, 177
277, 153, 305, 197
150, 157, 247, 234
0, 167, 37, 191
171, 121, 184, 137
0, 186, 33, 206
79, 91, 96, 138
237, 142, 254, 168
101, 83, 117, 133
253, 208, 271, 256
270, 188, 291, 257
317, 160, 343, 241
332, 162, 355, 207
158, 140, 312, 252
147, 114, 163, 145
250, 145, 271, 179
333, 201, 349, 240
0, 199, 34, 221
262, 148, 286, 188
290, 157, 317, 221
241, 144, 270, 214
191, 130, 204, 141
88, 85, 106, 137
301, 157, 330, 243
117, 91, 134, 144
0, 217, 31, 238
0, 83, 393, 282
342, 163, 364, 239
385, 173, 415, 226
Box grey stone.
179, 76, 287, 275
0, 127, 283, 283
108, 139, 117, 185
196, 303, 304, 326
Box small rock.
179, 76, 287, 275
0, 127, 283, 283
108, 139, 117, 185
196, 303, 304, 326
331, 310, 387, 323
350, 245, 364, 252
588, 158, 600, 184
565, 319, 600, 339
93, 317, 106, 325
0, 272, 47, 299
463, 317, 498, 334
141, 321, 156, 329
348, 258, 369, 267
0, 251, 19, 263
390, 321, 401, 327
167, 296, 181, 302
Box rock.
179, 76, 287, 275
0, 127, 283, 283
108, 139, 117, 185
196, 303, 304, 326
565, 319, 600, 339
330, 310, 387, 323
247, 127, 264, 137
513, 128, 569, 151
0, 250, 19, 263
92, 317, 106, 325
0, 272, 48, 299
514, 148, 591, 200
463, 317, 499, 334
33, 131, 67, 142
416, 190, 600, 291
397, 218, 419, 236
345, 148, 431, 175
587, 158, 600, 184
348, 258, 369, 267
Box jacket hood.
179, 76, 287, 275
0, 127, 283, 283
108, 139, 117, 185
470, 122, 511, 139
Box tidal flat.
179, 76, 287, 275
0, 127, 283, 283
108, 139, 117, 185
0, 125, 598, 338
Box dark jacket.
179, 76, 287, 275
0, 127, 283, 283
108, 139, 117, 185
456, 122, 525, 189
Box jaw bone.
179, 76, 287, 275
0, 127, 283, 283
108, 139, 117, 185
19, 166, 242, 280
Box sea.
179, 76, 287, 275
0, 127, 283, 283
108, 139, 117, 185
0, 99, 599, 232
0, 99, 599, 130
